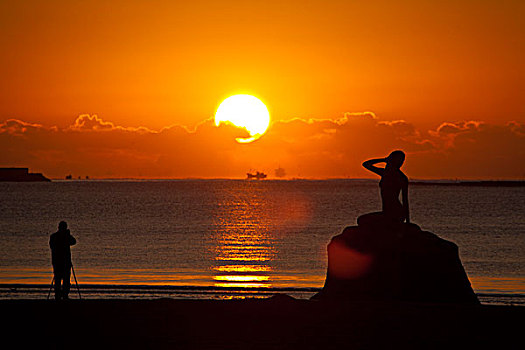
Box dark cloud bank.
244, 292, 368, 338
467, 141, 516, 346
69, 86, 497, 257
1, 113, 523, 179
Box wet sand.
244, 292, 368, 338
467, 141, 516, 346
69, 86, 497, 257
2, 296, 523, 349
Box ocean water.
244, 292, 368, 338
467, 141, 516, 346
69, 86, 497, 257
0, 180, 524, 304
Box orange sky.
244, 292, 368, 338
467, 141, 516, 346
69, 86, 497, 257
1, 1, 524, 179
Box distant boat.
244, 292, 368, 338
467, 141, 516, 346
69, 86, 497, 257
246, 171, 267, 180
274, 167, 286, 178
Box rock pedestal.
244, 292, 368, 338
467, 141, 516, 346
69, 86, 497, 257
313, 220, 479, 304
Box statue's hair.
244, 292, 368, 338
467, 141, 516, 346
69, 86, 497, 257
389, 150, 405, 160
387, 150, 405, 169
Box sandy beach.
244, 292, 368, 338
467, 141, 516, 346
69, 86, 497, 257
2, 296, 523, 350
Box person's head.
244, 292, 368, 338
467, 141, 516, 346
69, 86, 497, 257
58, 221, 68, 231
386, 150, 405, 170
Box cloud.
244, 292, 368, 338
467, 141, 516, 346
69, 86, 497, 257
70, 115, 115, 131
69, 114, 156, 133
0, 114, 523, 179
406, 121, 525, 178
0, 119, 52, 136
440, 121, 480, 134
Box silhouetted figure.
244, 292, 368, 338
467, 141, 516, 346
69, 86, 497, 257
312, 150, 478, 303
359, 150, 409, 226
49, 221, 76, 300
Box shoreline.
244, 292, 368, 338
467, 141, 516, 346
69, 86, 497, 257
2, 283, 524, 306
2, 298, 523, 349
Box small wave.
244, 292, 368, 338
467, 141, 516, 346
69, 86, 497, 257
2, 284, 525, 305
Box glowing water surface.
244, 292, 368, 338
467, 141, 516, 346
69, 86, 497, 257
0, 180, 523, 304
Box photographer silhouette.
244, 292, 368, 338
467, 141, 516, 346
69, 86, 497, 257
49, 221, 76, 300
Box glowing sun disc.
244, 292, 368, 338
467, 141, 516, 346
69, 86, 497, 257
214, 94, 270, 143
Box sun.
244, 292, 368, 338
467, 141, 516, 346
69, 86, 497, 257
214, 94, 270, 143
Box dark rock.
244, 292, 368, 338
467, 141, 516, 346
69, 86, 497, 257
313, 219, 479, 304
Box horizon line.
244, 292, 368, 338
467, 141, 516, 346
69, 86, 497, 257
47, 177, 525, 182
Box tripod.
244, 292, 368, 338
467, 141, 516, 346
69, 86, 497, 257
47, 263, 81, 300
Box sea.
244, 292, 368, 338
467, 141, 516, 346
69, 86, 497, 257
1, 180, 524, 305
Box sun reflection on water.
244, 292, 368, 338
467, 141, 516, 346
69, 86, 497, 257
214, 275, 270, 282
211, 183, 276, 289
214, 265, 271, 273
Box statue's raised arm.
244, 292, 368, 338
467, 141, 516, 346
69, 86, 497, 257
362, 157, 387, 177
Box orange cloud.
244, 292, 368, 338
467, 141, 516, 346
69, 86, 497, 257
413, 121, 525, 179
0, 119, 51, 136
69, 114, 156, 133
1, 114, 523, 179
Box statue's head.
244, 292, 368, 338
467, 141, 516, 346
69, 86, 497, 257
386, 150, 405, 170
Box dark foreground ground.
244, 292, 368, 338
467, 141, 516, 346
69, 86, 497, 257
2, 297, 523, 350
